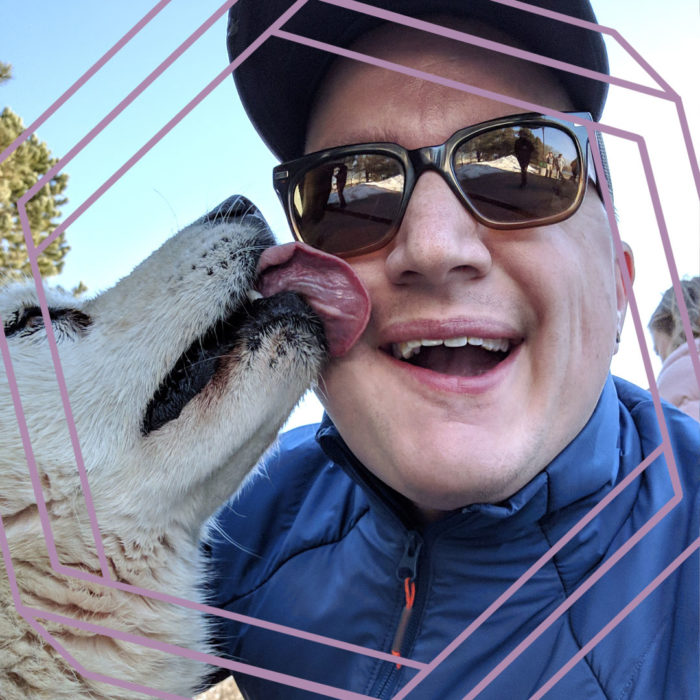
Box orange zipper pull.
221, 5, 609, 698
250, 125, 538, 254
391, 577, 416, 668
391, 532, 422, 668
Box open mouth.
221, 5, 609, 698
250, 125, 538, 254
141, 298, 256, 435
141, 290, 325, 436
256, 242, 370, 358
383, 336, 517, 377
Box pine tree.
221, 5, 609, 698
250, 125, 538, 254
1, 62, 72, 282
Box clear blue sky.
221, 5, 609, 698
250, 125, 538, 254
1, 0, 698, 425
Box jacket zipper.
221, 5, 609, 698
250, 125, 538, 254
390, 530, 423, 668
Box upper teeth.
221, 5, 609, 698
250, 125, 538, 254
392, 337, 510, 360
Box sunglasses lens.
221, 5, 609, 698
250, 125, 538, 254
291, 154, 405, 255
453, 124, 583, 224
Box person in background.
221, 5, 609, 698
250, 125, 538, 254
513, 133, 534, 187
649, 277, 700, 421
556, 152, 566, 179
546, 150, 554, 177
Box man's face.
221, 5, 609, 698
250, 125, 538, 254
306, 24, 629, 518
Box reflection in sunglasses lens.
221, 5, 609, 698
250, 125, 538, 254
293, 154, 405, 255
453, 125, 581, 223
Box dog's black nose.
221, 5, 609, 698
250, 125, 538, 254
197, 195, 268, 226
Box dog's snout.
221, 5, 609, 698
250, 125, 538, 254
200, 195, 263, 225
197, 195, 276, 249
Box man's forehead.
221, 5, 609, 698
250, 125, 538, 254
306, 22, 572, 152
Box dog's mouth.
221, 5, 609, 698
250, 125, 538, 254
141, 242, 370, 435
255, 242, 371, 358
141, 300, 255, 435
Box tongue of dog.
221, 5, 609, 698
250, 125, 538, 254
257, 242, 371, 357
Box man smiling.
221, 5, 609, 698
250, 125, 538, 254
204, 2, 699, 698
300, 25, 628, 518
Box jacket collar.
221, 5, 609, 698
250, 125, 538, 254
316, 374, 624, 539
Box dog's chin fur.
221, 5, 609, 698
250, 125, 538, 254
0, 201, 327, 699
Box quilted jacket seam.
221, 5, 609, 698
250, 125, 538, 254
537, 519, 610, 699
220, 506, 370, 607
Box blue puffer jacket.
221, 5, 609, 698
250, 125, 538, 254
204, 376, 699, 699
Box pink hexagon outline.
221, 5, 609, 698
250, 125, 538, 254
0, 0, 697, 698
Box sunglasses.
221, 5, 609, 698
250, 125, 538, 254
273, 112, 600, 258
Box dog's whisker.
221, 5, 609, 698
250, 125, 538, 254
204, 517, 262, 559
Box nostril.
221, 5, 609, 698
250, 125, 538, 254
194, 196, 277, 250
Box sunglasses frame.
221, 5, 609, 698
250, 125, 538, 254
273, 111, 600, 258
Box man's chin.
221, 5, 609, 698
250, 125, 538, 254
389, 454, 535, 513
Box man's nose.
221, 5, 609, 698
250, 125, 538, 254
384, 172, 493, 287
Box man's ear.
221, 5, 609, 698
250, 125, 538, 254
615, 241, 635, 341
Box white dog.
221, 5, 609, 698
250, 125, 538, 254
0, 196, 367, 699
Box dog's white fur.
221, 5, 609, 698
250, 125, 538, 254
0, 203, 326, 698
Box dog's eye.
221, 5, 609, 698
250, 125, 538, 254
3, 306, 46, 337
3, 305, 91, 339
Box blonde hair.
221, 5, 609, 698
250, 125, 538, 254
648, 277, 700, 354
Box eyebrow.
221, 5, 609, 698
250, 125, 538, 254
310, 129, 407, 151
